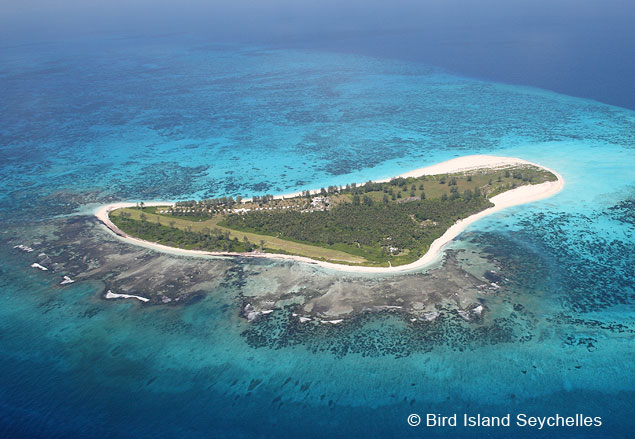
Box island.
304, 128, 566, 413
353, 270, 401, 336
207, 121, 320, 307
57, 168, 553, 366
96, 155, 563, 273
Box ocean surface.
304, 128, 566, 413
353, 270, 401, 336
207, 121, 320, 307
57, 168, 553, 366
1, 36, 634, 438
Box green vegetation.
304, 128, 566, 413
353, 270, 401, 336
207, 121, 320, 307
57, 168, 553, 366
110, 165, 557, 267
220, 198, 489, 265
110, 206, 366, 264
111, 213, 254, 253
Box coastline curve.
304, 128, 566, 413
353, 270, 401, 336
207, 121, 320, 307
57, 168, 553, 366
94, 155, 564, 274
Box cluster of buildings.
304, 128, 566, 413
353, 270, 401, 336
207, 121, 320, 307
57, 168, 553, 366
310, 196, 330, 210
157, 195, 332, 217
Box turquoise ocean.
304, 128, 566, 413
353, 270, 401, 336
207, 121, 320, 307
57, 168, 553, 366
1, 37, 634, 438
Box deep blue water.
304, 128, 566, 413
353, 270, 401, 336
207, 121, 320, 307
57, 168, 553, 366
1, 37, 634, 438
3, 1, 634, 109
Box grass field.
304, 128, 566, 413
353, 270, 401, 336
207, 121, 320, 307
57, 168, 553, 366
111, 207, 367, 264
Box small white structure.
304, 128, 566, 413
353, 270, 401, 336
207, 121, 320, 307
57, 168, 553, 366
311, 196, 330, 209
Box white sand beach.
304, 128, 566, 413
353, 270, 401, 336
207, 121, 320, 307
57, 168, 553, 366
105, 290, 150, 302
95, 155, 564, 273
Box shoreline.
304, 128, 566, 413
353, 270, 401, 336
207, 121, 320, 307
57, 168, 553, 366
94, 155, 564, 273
